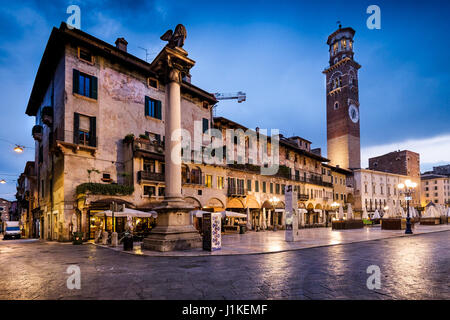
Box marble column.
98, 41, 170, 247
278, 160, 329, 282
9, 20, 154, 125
142, 45, 201, 252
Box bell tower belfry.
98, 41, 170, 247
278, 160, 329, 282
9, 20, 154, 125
323, 25, 361, 170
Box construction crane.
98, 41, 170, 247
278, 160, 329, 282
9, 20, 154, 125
212, 92, 246, 117
213, 91, 246, 103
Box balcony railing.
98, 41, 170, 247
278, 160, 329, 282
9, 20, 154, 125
138, 171, 165, 183
227, 187, 247, 197
133, 139, 164, 156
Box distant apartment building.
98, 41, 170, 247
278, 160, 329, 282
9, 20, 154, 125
24, 23, 345, 241
16, 161, 38, 238
420, 165, 450, 207
0, 198, 11, 227
367, 150, 421, 206
352, 169, 417, 213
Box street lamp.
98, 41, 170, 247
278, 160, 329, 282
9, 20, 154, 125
13, 145, 24, 153
0, 179, 6, 184
270, 196, 279, 231
331, 202, 339, 221
397, 179, 417, 234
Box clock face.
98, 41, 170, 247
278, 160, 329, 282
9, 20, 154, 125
348, 104, 359, 123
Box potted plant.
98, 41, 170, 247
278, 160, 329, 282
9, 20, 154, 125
124, 133, 135, 144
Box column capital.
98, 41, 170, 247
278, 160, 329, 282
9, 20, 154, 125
150, 46, 195, 84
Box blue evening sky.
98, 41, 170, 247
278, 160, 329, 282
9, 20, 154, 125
0, 0, 449, 200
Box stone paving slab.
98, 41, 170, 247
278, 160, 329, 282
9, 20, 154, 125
92, 224, 450, 257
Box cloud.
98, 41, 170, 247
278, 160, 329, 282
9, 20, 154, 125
361, 134, 450, 171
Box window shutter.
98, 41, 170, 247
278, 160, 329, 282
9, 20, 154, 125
89, 117, 96, 147
90, 76, 98, 99
73, 113, 80, 144
145, 96, 150, 116
202, 118, 209, 133
156, 100, 162, 119
73, 69, 79, 94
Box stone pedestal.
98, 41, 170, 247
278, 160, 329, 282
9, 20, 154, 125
102, 231, 108, 245
142, 200, 201, 252
111, 232, 118, 247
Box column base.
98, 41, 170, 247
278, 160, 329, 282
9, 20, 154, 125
141, 199, 202, 252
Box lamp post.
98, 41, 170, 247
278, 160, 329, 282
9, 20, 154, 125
397, 179, 417, 234
270, 196, 279, 231
331, 202, 339, 221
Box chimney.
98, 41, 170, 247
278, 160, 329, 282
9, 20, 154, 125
115, 37, 128, 52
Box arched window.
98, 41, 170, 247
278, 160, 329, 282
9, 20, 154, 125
334, 102, 339, 110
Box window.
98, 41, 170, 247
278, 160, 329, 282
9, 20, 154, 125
341, 39, 347, 50
333, 42, 338, 55
73, 69, 97, 99
158, 187, 165, 197
39, 145, 43, 164
262, 181, 267, 193
202, 118, 209, 133
275, 184, 280, 194
270, 183, 274, 194
147, 77, 158, 89
205, 175, 212, 188
247, 179, 252, 192
191, 167, 202, 185
217, 176, 224, 189
73, 113, 96, 147
332, 76, 342, 89
78, 47, 94, 63
255, 181, 259, 192
281, 184, 285, 195
144, 186, 156, 196
144, 159, 156, 173
145, 96, 162, 120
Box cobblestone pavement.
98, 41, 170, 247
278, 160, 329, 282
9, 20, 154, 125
0, 231, 449, 300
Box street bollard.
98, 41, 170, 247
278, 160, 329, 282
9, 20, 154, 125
102, 231, 108, 245
111, 232, 118, 247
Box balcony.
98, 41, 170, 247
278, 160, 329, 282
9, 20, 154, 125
227, 187, 247, 197
132, 139, 164, 160
138, 171, 165, 183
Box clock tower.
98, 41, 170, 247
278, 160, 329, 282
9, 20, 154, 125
324, 25, 361, 170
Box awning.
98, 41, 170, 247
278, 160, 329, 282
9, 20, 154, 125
219, 210, 247, 218
190, 210, 211, 218
93, 205, 157, 218
189, 210, 247, 219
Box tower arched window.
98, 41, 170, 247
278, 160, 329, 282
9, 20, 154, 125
334, 102, 339, 110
